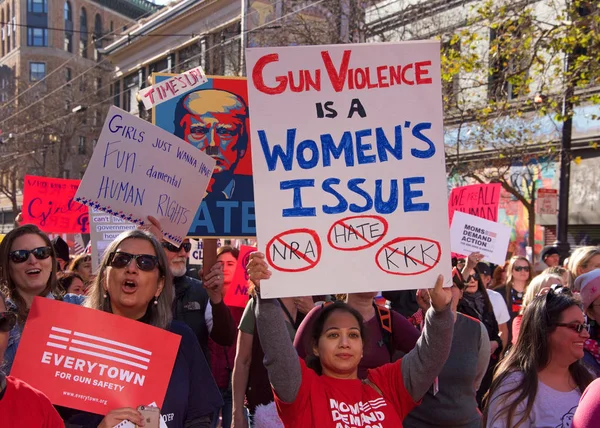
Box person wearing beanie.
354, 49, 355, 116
575, 269, 600, 377
51, 237, 70, 272
540, 245, 561, 268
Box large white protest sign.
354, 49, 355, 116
75, 106, 216, 246
89, 207, 136, 271
450, 211, 511, 265
246, 41, 451, 298
138, 66, 208, 110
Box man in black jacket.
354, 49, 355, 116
163, 238, 236, 359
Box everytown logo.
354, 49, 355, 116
461, 225, 497, 250
41, 326, 148, 392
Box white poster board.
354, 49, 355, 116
75, 106, 216, 246
245, 41, 452, 298
450, 211, 511, 265
89, 208, 136, 271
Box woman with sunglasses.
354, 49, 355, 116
484, 286, 594, 428
0, 224, 58, 374
494, 256, 532, 346
62, 229, 223, 428
0, 291, 64, 427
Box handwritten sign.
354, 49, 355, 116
450, 211, 511, 265
11, 297, 180, 415
448, 183, 501, 225
22, 175, 89, 233
245, 42, 452, 298
89, 208, 136, 271
537, 188, 558, 215
153, 75, 255, 238
224, 245, 254, 307
74, 106, 216, 246
139, 66, 208, 110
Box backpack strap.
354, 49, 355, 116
373, 304, 395, 360
362, 378, 383, 397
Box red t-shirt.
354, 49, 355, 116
0, 376, 64, 427
275, 358, 417, 427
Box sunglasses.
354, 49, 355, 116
161, 241, 192, 253
0, 311, 17, 332
466, 274, 480, 282
554, 322, 590, 334
9, 246, 53, 264
513, 266, 530, 272
107, 252, 160, 272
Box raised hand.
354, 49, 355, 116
246, 252, 271, 292
98, 407, 144, 427
427, 275, 452, 312
204, 261, 224, 304
466, 252, 484, 269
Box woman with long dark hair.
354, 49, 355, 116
495, 256, 532, 345
484, 285, 594, 427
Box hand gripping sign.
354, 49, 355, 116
11, 297, 181, 415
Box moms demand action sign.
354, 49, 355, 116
11, 297, 181, 415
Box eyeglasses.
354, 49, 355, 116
161, 241, 192, 253
554, 322, 590, 334
513, 266, 530, 272
0, 311, 17, 332
107, 252, 160, 272
466, 274, 480, 282
9, 246, 52, 264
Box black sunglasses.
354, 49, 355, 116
9, 246, 53, 264
0, 311, 17, 332
467, 273, 480, 282
107, 252, 160, 272
161, 241, 192, 253
514, 265, 530, 272
554, 322, 590, 334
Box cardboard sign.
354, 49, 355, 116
223, 245, 254, 307
22, 175, 89, 233
11, 297, 181, 415
153, 75, 255, 238
89, 208, 136, 271
448, 183, 502, 225
450, 211, 511, 265
537, 188, 558, 215
75, 106, 216, 246
245, 42, 452, 297
139, 66, 208, 110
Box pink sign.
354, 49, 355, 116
448, 183, 502, 225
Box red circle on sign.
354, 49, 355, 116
327, 215, 388, 251
375, 237, 441, 276
266, 228, 322, 273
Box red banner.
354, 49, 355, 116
11, 297, 181, 415
224, 246, 255, 308
448, 183, 502, 225
22, 175, 89, 233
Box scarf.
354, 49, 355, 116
462, 289, 486, 318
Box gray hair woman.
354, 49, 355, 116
61, 230, 223, 428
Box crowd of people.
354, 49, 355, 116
1, 219, 600, 427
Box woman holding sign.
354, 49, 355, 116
62, 229, 223, 428
245, 251, 454, 427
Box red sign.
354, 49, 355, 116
537, 188, 558, 215
224, 245, 255, 308
448, 183, 502, 225
11, 297, 181, 415
22, 175, 89, 233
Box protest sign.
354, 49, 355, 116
450, 211, 511, 265
223, 245, 254, 307
74, 106, 216, 246
245, 42, 451, 297
537, 188, 558, 215
89, 207, 136, 271
448, 183, 501, 225
22, 175, 89, 233
11, 297, 180, 415
138, 66, 208, 110
153, 75, 255, 238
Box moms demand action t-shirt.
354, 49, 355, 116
275, 359, 417, 427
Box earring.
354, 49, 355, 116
153, 296, 159, 305
103, 291, 108, 298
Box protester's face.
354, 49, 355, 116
217, 252, 237, 286
545, 254, 560, 267
9, 234, 52, 297
548, 305, 589, 364
465, 274, 478, 293
481, 274, 492, 288
67, 278, 85, 295
105, 238, 163, 319
512, 261, 531, 282
581, 255, 600, 276
164, 239, 190, 278
76, 257, 92, 281
314, 310, 363, 378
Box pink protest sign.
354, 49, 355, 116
224, 246, 255, 308
448, 183, 502, 225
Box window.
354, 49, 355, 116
27, 28, 48, 46
29, 62, 46, 81
113, 81, 120, 107
93, 109, 99, 126
28, 0, 47, 13
64, 1, 72, 20
80, 8, 88, 58
6, 5, 10, 53
78, 136, 86, 155
66, 67, 72, 82
94, 77, 102, 94
64, 2, 73, 52
1, 11, 4, 57
94, 14, 102, 61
